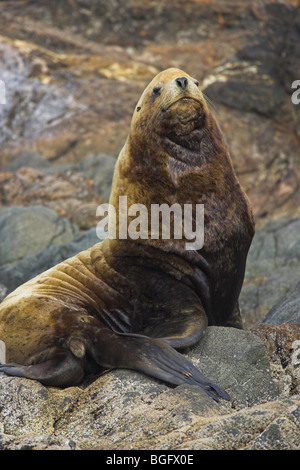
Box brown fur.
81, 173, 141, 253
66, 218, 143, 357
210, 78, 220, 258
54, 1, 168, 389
0, 69, 254, 401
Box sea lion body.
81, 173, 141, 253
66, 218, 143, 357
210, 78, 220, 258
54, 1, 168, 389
0, 69, 254, 401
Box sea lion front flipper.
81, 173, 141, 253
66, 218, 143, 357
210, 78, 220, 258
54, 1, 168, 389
96, 331, 230, 402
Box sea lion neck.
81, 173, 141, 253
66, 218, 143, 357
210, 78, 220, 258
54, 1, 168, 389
124, 104, 233, 192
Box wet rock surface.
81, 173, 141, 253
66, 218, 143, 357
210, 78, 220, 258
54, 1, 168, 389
0, 0, 299, 450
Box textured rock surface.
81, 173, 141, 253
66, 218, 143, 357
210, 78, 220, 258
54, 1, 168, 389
79, 153, 116, 202
0, 227, 103, 295
262, 281, 300, 326
0, 167, 105, 229
0, 205, 78, 265
0, 1, 299, 227
240, 218, 300, 328
1, 326, 298, 451
0, 0, 299, 451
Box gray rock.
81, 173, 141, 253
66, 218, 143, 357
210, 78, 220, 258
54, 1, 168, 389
80, 153, 116, 201
0, 433, 77, 450
262, 280, 300, 325
240, 218, 300, 327
40, 163, 79, 175
0, 205, 78, 266
183, 397, 300, 450
2, 149, 82, 176
185, 327, 278, 408
0, 326, 286, 450
2, 151, 51, 172
0, 227, 105, 295
0, 284, 7, 303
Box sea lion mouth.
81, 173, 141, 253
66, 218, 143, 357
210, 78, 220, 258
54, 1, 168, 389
160, 96, 205, 140
163, 96, 202, 112
162, 96, 204, 128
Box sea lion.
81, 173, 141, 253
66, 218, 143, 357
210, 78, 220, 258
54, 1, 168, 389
0, 68, 255, 402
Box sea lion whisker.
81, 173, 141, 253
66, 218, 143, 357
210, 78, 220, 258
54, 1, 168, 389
202, 92, 219, 115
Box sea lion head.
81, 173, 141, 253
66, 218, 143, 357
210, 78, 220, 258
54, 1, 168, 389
123, 67, 227, 186
131, 68, 207, 147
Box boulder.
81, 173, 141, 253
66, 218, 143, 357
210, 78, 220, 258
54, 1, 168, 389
0, 0, 299, 451
0, 284, 7, 304
0, 227, 104, 295
80, 153, 116, 201
262, 280, 300, 326
0, 1, 299, 229
240, 218, 300, 328
2, 326, 298, 451
252, 323, 300, 398
0, 169, 105, 229
2, 150, 51, 172
0, 205, 78, 265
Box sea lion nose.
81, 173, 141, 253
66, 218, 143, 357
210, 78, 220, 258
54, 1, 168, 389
175, 77, 188, 90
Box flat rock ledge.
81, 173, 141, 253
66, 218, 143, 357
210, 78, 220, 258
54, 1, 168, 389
0, 326, 299, 450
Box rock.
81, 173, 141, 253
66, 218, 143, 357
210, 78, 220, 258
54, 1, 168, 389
181, 397, 300, 450
251, 323, 300, 397
0, 433, 76, 451
242, 400, 300, 450
2, 150, 78, 175
0, 227, 105, 296
240, 218, 300, 328
202, 2, 300, 224
80, 153, 116, 201
0, 1, 299, 229
2, 150, 51, 172
0, 205, 78, 266
262, 280, 300, 326
0, 284, 7, 304
0, 169, 105, 230
185, 327, 278, 408
0, 326, 298, 450
253, 324, 300, 367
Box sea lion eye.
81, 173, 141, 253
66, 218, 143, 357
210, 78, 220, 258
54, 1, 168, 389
194, 80, 199, 87
136, 106, 141, 112
152, 87, 162, 96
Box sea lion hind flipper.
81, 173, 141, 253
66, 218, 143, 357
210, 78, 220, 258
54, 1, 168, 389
112, 332, 230, 402
0, 348, 85, 388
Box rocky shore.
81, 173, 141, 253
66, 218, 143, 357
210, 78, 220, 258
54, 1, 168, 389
0, 0, 299, 450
